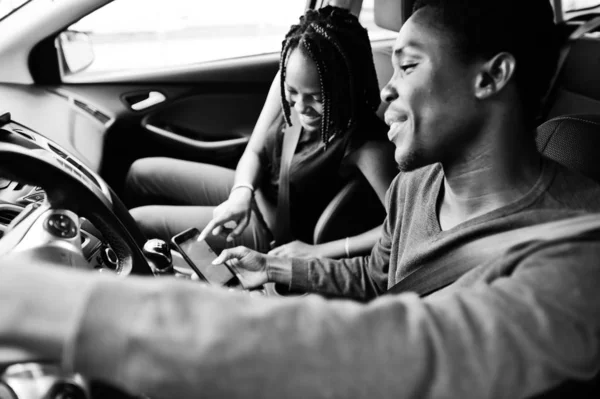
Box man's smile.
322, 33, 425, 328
385, 112, 409, 142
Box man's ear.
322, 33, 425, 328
474, 52, 516, 100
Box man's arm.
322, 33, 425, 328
261, 175, 399, 300
2, 239, 599, 399
256, 203, 393, 300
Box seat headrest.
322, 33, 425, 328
374, 0, 415, 32
536, 114, 600, 182
372, 48, 393, 119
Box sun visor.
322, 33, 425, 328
374, 0, 415, 32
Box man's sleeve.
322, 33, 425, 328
287, 175, 399, 300
4, 237, 599, 399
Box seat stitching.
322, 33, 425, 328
540, 121, 561, 153
551, 116, 600, 127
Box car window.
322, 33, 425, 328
60, 0, 307, 81
561, 0, 600, 19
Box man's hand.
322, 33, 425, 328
198, 189, 253, 242
213, 246, 269, 289
268, 240, 321, 259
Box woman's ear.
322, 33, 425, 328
474, 52, 517, 100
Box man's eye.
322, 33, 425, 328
400, 63, 417, 73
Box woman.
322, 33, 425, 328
125, 5, 397, 258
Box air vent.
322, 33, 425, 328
74, 99, 111, 125
13, 128, 35, 141
0, 209, 21, 225
48, 143, 68, 159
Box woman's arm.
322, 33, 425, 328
233, 71, 283, 191
269, 140, 397, 259
199, 72, 282, 241
315, 225, 383, 258
348, 140, 398, 206
317, 140, 397, 258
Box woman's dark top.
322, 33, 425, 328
259, 111, 388, 243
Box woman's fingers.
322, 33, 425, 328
227, 214, 250, 241
198, 214, 229, 241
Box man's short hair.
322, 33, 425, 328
413, 0, 560, 124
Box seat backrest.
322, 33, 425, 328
536, 114, 600, 183
545, 35, 600, 120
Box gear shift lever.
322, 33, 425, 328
143, 239, 174, 275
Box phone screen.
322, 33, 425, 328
176, 230, 235, 285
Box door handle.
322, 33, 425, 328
126, 91, 166, 111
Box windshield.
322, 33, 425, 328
0, 0, 32, 21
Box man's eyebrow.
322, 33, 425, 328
393, 41, 424, 57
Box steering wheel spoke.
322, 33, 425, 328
0, 203, 91, 270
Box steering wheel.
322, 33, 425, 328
0, 142, 152, 275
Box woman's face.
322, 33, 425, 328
284, 47, 324, 133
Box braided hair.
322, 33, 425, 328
279, 5, 381, 146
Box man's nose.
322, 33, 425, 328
380, 81, 398, 104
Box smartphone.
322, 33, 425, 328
171, 227, 237, 286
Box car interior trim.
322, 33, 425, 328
143, 122, 250, 150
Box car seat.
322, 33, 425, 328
312, 46, 394, 247
536, 114, 600, 182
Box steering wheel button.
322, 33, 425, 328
45, 214, 77, 238
0, 177, 11, 189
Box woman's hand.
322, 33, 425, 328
268, 240, 322, 259
198, 188, 253, 242
213, 246, 269, 289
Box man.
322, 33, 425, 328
1, 1, 600, 398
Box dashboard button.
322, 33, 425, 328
23, 192, 46, 203
101, 246, 119, 270
45, 214, 77, 238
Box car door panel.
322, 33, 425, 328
2, 52, 279, 193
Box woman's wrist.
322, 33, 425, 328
230, 182, 254, 195
228, 183, 254, 203
312, 239, 350, 259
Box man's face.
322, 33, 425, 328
381, 7, 483, 171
